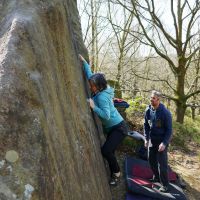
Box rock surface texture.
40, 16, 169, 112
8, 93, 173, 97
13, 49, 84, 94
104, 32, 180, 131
0, 1, 111, 199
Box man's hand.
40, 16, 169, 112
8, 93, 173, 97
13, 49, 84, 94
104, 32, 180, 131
88, 98, 95, 109
79, 54, 86, 62
158, 142, 166, 152
144, 140, 149, 148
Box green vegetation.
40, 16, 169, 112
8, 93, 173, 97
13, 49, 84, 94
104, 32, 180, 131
171, 116, 200, 150
107, 80, 122, 98
123, 96, 200, 151
122, 136, 144, 156
126, 96, 147, 118
123, 137, 138, 148
121, 95, 200, 152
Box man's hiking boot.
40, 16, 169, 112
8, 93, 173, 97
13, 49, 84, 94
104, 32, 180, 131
159, 186, 169, 193
109, 174, 120, 186
151, 184, 160, 190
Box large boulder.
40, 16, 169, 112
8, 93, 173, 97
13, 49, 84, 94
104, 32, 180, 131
0, 0, 112, 199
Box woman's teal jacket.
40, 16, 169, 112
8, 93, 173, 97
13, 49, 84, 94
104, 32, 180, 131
82, 60, 123, 130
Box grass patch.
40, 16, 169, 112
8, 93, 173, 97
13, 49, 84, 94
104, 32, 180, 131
122, 136, 144, 152
122, 137, 138, 148
172, 116, 200, 150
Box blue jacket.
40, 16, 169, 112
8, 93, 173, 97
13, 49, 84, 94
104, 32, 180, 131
144, 103, 172, 145
82, 60, 123, 129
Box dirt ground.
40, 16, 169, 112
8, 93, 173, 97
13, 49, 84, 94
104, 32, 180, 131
169, 142, 200, 200
110, 142, 200, 200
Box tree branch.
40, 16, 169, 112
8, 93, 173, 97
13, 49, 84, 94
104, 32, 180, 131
183, 1, 200, 54
132, 71, 177, 93
186, 89, 200, 100
171, 0, 179, 40
186, 75, 200, 95
130, 0, 177, 73
145, 0, 177, 49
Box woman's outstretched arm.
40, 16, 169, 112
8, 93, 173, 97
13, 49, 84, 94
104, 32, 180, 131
79, 54, 93, 79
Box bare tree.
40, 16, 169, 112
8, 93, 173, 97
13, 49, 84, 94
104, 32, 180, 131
106, 0, 141, 93
78, 0, 111, 71
187, 27, 200, 119
112, 0, 200, 123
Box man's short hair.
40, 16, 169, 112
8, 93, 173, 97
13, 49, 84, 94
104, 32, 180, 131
151, 90, 162, 99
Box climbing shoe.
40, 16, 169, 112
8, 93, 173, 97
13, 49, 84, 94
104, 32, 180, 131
109, 174, 120, 186
159, 186, 169, 193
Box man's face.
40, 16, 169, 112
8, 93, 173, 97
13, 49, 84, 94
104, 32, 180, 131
150, 94, 160, 107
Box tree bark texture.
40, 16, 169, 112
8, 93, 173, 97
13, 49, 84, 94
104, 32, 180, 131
175, 101, 187, 124
175, 59, 187, 123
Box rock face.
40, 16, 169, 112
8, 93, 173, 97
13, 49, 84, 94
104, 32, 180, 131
0, 1, 112, 199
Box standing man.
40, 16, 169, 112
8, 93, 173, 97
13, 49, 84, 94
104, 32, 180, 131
144, 90, 172, 193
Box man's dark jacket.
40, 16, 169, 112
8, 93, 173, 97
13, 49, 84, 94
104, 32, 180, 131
144, 103, 172, 145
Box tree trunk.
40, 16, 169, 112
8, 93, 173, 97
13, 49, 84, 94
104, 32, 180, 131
91, 0, 96, 71
176, 101, 187, 123
175, 59, 187, 123
115, 44, 123, 85
166, 99, 171, 110
191, 107, 196, 120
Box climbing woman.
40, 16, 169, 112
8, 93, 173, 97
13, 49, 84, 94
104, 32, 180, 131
79, 54, 127, 186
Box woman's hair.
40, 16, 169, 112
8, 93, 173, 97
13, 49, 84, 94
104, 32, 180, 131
89, 73, 107, 91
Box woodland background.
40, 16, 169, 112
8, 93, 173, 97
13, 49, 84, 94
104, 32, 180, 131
77, 2, 200, 199
78, 0, 200, 124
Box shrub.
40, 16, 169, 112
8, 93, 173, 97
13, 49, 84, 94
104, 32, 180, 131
172, 116, 200, 150
126, 96, 147, 118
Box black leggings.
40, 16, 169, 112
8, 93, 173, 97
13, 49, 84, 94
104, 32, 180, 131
101, 121, 127, 174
